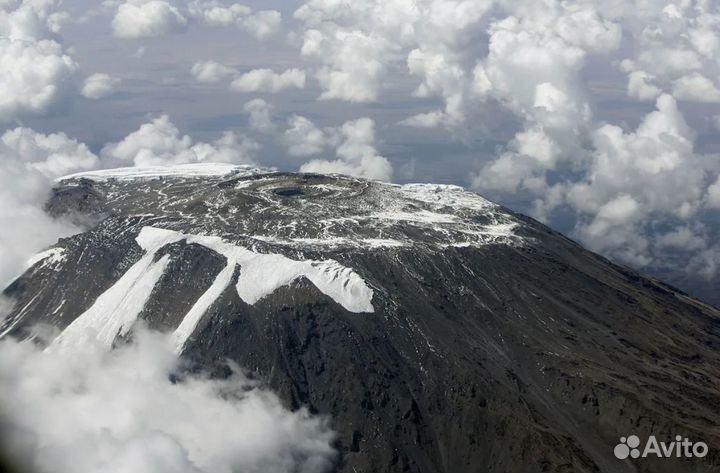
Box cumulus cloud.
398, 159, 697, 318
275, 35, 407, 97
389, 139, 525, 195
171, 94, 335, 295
81, 73, 120, 99
293, 0, 495, 105
0, 127, 98, 285
471, 1, 620, 183
191, 60, 236, 84
656, 225, 708, 252
188, 1, 281, 40
112, 0, 188, 38
300, 118, 393, 181
101, 115, 259, 167
561, 94, 710, 269
578, 93, 717, 268
0, 1, 78, 122
624, 67, 662, 101
398, 110, 446, 129
231, 68, 306, 93
191, 63, 305, 94
243, 98, 274, 133
0, 38, 77, 121
111, 0, 281, 40
672, 72, 720, 103
283, 115, 327, 157
0, 328, 336, 473
616, 2, 720, 104
241, 9, 281, 41
187, 0, 250, 25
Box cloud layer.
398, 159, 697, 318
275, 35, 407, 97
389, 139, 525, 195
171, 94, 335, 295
0, 329, 336, 473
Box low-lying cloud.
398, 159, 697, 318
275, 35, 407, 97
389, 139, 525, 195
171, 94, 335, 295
0, 328, 337, 473
0, 127, 98, 286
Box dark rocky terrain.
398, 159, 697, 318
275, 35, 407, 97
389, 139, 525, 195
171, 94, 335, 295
2, 164, 720, 473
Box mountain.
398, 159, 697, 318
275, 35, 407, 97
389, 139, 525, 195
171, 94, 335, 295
2, 164, 720, 473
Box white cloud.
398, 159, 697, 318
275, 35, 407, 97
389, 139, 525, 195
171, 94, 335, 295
300, 118, 392, 181
243, 98, 274, 133
689, 26, 720, 58
241, 10, 281, 41
191, 60, 236, 84
406, 48, 468, 127
0, 38, 77, 121
672, 72, 720, 103
626, 69, 661, 101
0, 127, 98, 285
112, 0, 187, 39
304, 28, 389, 103
692, 248, 720, 280
191, 64, 306, 93
569, 95, 699, 214
188, 0, 250, 26
398, 110, 445, 128
293, 0, 493, 105
0, 0, 66, 41
656, 226, 708, 252
565, 95, 707, 266
616, 2, 720, 106
101, 115, 259, 167
576, 194, 652, 266
457, 2, 720, 278
0, 1, 78, 122
471, 124, 560, 196
231, 68, 306, 93
283, 115, 326, 157
470, 2, 623, 199
637, 48, 701, 76
81, 73, 119, 99
280, 115, 393, 180
188, 2, 281, 40
0, 328, 337, 473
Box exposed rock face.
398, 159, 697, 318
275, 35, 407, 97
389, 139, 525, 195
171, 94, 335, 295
3, 164, 720, 473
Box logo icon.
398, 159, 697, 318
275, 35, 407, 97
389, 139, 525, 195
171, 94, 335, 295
615, 435, 641, 459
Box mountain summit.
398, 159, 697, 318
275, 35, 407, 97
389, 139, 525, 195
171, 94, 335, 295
3, 165, 720, 473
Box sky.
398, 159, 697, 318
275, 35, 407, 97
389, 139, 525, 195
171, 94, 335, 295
1, 0, 720, 297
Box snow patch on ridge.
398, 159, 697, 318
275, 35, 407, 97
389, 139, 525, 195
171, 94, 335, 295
397, 183, 495, 211
26, 247, 67, 270
58, 163, 269, 182
172, 229, 375, 352
50, 227, 374, 352
51, 255, 174, 351
251, 235, 409, 249
51, 227, 184, 351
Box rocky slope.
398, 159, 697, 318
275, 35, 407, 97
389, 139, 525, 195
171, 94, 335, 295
2, 164, 720, 473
